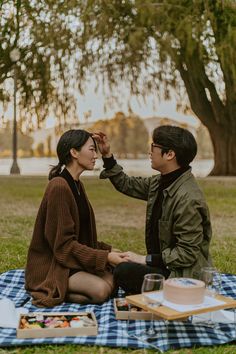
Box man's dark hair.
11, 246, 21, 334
152, 125, 197, 167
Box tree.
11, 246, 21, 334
126, 112, 149, 158
46, 135, 52, 157
0, 0, 86, 131
0, 121, 33, 155
112, 112, 128, 158
35, 142, 44, 157
90, 111, 149, 157
78, 0, 236, 175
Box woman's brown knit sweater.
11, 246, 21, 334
25, 177, 111, 307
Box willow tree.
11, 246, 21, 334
0, 0, 85, 131
79, 0, 236, 175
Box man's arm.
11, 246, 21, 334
93, 132, 151, 200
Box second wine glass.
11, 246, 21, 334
200, 267, 221, 327
201, 267, 221, 297
141, 273, 164, 339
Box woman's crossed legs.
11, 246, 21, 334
67, 270, 114, 304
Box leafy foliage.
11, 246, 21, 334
78, 0, 236, 175
79, 0, 236, 103
1, 1, 236, 174
0, 0, 85, 131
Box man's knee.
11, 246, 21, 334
113, 262, 131, 283
113, 262, 148, 294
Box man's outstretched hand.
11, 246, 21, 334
92, 132, 112, 158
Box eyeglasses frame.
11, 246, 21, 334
151, 143, 171, 152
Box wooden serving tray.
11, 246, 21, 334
126, 293, 236, 321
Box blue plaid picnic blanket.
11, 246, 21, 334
0, 269, 235, 352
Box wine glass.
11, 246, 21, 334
201, 267, 221, 298
201, 267, 221, 326
140, 273, 164, 339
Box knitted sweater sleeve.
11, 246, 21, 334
44, 179, 109, 274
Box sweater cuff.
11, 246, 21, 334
95, 250, 110, 273
102, 155, 117, 170
97, 241, 112, 251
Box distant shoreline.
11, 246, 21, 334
0, 157, 214, 177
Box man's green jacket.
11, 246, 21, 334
100, 164, 212, 279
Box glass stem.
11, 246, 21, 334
149, 312, 155, 334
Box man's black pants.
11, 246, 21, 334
113, 262, 170, 295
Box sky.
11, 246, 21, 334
75, 75, 200, 127
46, 83, 199, 129
78, 95, 199, 126
2, 78, 199, 130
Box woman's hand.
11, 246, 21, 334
92, 132, 112, 157
119, 251, 146, 265
107, 251, 127, 267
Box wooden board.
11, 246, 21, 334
126, 293, 236, 321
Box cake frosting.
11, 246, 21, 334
163, 278, 205, 305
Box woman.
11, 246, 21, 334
25, 129, 124, 307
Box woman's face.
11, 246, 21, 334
76, 137, 97, 171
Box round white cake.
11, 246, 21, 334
163, 278, 205, 305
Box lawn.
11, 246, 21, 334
0, 175, 235, 354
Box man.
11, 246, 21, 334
93, 125, 212, 294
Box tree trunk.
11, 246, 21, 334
177, 55, 236, 176
208, 122, 236, 176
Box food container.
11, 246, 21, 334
17, 311, 97, 338
114, 298, 160, 320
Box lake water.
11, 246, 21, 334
0, 157, 214, 177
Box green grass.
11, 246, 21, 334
0, 175, 236, 354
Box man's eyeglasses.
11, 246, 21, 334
150, 143, 170, 152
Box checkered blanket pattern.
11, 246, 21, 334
0, 269, 235, 351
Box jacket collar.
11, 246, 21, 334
163, 168, 193, 197
150, 167, 192, 195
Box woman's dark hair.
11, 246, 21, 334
152, 125, 197, 167
49, 129, 95, 180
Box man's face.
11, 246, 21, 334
149, 143, 167, 172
